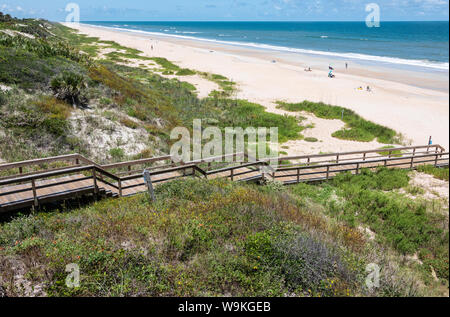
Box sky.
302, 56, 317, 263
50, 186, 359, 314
1, 0, 449, 21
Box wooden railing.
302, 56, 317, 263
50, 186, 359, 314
264, 144, 445, 168
273, 151, 449, 184
0, 165, 120, 211
0, 145, 448, 212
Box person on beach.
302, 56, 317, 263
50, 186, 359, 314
366, 86, 371, 92
345, 62, 348, 69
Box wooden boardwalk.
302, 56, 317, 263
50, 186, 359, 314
0, 145, 448, 213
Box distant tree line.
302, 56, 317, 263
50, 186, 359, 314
0, 12, 16, 22
0, 12, 13, 22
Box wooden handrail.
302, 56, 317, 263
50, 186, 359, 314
0, 165, 95, 186
266, 144, 445, 162
102, 155, 172, 170
0, 154, 81, 171
275, 152, 449, 172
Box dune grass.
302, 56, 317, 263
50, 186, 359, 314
277, 101, 399, 144
416, 165, 449, 181
377, 146, 403, 157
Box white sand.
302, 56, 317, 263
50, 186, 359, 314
62, 23, 450, 155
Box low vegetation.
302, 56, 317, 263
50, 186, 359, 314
417, 165, 449, 181
291, 167, 449, 290
1, 166, 447, 297
277, 101, 399, 144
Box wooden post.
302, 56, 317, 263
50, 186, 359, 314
410, 157, 414, 169
388, 150, 392, 158
412, 148, 416, 157
307, 157, 311, 166
326, 166, 330, 179
118, 179, 123, 197
363, 153, 366, 161
336, 155, 340, 164
356, 163, 360, 175
92, 168, 99, 195
19, 167, 23, 174
208, 162, 211, 171
434, 153, 439, 167
143, 169, 156, 202
31, 179, 38, 209
230, 168, 234, 181
75, 158, 80, 166
384, 159, 388, 167
297, 168, 300, 183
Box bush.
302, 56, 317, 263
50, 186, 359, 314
304, 137, 318, 142
176, 69, 196, 76
329, 168, 446, 256
417, 165, 449, 181
33, 96, 72, 136
245, 230, 354, 295
277, 101, 397, 144
377, 146, 403, 157
223, 100, 304, 143
50, 71, 88, 107
109, 147, 125, 160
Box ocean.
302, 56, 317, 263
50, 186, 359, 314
85, 21, 449, 71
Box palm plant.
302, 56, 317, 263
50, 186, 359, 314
50, 71, 88, 108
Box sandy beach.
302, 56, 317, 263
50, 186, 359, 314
63, 23, 449, 154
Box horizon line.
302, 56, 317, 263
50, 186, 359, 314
74, 20, 449, 23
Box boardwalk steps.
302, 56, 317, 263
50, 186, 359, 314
0, 145, 448, 213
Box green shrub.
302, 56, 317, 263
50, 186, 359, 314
417, 165, 449, 181
328, 168, 447, 258
223, 100, 304, 143
245, 230, 354, 295
332, 128, 374, 142
377, 146, 403, 157
277, 101, 397, 144
176, 68, 196, 76
50, 71, 88, 107
109, 148, 125, 160
332, 167, 410, 191
304, 137, 318, 142
33, 96, 72, 136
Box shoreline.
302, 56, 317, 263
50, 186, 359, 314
79, 22, 449, 93
82, 23, 449, 71
62, 22, 450, 151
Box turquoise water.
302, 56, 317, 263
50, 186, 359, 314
85, 21, 449, 71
